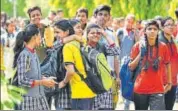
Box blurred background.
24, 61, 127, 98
1, 0, 178, 20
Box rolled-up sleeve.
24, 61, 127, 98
17, 54, 34, 87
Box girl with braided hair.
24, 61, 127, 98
128, 20, 172, 110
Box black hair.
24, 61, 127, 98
27, 6, 42, 18
175, 8, 178, 18
13, 24, 39, 68
1, 12, 7, 27
145, 20, 159, 31
50, 10, 56, 16
76, 8, 88, 18
69, 19, 80, 27
161, 16, 174, 27
86, 23, 101, 34
57, 9, 63, 13
94, 5, 111, 15
54, 19, 75, 36
5, 19, 14, 28
143, 20, 160, 71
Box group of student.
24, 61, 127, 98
1, 4, 178, 110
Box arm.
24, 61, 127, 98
101, 29, 115, 45
17, 54, 35, 87
63, 35, 83, 44
128, 43, 145, 71
128, 53, 142, 71
58, 64, 75, 88
164, 63, 172, 93
17, 54, 55, 88
114, 56, 120, 78
58, 44, 75, 88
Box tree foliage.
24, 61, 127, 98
49, 0, 178, 19
1, 0, 26, 18
1, 0, 178, 20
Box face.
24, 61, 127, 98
30, 10, 42, 25
126, 17, 135, 29
87, 28, 102, 43
48, 12, 56, 21
54, 26, 68, 40
57, 12, 64, 19
163, 19, 174, 35
76, 12, 87, 25
145, 25, 159, 40
73, 23, 83, 36
112, 20, 119, 31
34, 33, 41, 47
95, 10, 110, 27
7, 22, 15, 33
136, 22, 142, 29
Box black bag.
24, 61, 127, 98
75, 46, 113, 94
10, 71, 18, 86
40, 46, 67, 96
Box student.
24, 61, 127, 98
13, 24, 56, 110
49, 19, 83, 110
93, 5, 120, 109
27, 6, 54, 62
57, 20, 96, 110
129, 20, 172, 110
76, 8, 88, 30
159, 17, 178, 110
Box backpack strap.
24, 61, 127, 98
70, 43, 92, 80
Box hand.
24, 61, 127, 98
100, 29, 108, 38
72, 35, 83, 43
116, 78, 121, 88
58, 81, 67, 89
41, 78, 56, 88
164, 83, 172, 93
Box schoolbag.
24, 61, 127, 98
119, 56, 143, 101
40, 45, 67, 96
10, 55, 31, 86
117, 29, 136, 46
10, 71, 18, 86
72, 44, 113, 94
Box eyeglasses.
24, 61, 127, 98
164, 24, 174, 27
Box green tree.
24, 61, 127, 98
48, 0, 177, 20
1, 0, 26, 17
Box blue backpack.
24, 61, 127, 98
119, 56, 142, 101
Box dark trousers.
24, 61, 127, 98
165, 85, 177, 110
71, 98, 93, 110
46, 92, 59, 109
133, 93, 165, 110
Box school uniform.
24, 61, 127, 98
17, 47, 49, 110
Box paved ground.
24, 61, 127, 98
115, 95, 178, 110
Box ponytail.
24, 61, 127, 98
13, 24, 39, 68
13, 31, 25, 68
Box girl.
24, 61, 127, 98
85, 23, 120, 110
129, 20, 172, 110
52, 19, 76, 110
159, 17, 178, 110
13, 24, 56, 110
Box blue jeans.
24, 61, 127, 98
71, 98, 94, 110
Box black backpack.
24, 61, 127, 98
40, 45, 68, 96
